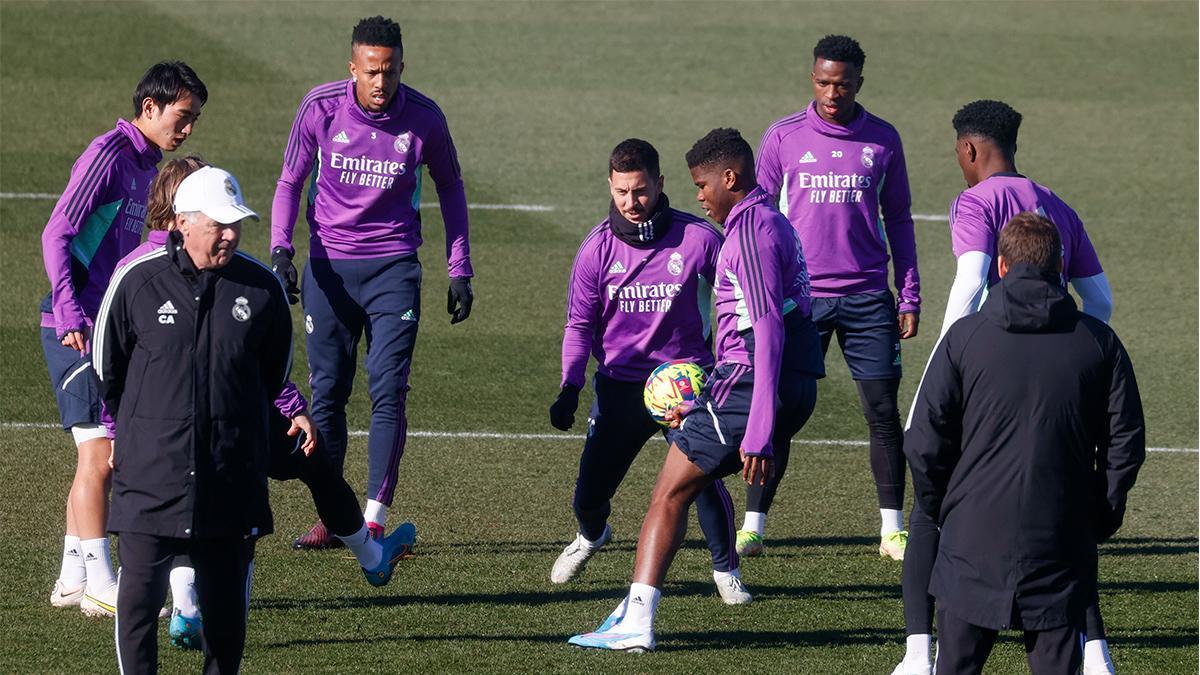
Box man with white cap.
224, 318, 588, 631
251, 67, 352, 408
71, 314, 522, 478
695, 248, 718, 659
94, 166, 291, 674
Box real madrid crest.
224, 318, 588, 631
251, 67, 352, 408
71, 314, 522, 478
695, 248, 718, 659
232, 296, 251, 322
304, 315, 314, 334
395, 132, 411, 154
224, 178, 237, 196
667, 252, 684, 276
860, 146, 875, 169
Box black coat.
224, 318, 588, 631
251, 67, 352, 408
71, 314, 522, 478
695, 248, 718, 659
905, 262, 1144, 631
94, 234, 292, 539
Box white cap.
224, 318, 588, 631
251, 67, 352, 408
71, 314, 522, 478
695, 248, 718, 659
173, 166, 259, 224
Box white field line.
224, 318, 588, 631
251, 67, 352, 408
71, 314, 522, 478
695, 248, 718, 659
1, 421, 1193, 453
0, 192, 952, 220
0, 191, 555, 212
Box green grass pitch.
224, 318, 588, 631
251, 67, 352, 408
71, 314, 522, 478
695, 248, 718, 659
1, 1, 1196, 672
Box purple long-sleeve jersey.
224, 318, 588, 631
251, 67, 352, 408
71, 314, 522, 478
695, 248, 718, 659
41, 119, 162, 338
756, 102, 920, 312
272, 80, 472, 276
714, 188, 813, 457
114, 230, 308, 421
950, 173, 1103, 285
561, 210, 722, 388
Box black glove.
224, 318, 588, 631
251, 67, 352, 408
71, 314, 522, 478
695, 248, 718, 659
271, 247, 300, 305
549, 384, 580, 431
448, 276, 474, 324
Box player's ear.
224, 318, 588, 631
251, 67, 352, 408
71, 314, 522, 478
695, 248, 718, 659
139, 97, 158, 120
997, 255, 1009, 278
398, 61, 406, 77
721, 167, 737, 190
655, 174, 664, 194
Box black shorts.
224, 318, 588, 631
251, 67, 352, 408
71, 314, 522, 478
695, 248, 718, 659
811, 289, 902, 380
41, 326, 105, 431
675, 313, 822, 476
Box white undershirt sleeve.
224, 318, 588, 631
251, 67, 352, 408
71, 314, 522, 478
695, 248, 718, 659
939, 250, 992, 339
1070, 272, 1113, 324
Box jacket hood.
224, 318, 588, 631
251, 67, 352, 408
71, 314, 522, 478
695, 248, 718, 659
981, 262, 1078, 333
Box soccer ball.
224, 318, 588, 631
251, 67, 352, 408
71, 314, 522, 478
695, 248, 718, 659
643, 360, 707, 427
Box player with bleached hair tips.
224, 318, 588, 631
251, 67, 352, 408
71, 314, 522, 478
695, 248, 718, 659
548, 138, 748, 604
569, 128, 824, 652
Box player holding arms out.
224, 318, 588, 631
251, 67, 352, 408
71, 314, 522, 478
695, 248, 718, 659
548, 139, 748, 604
893, 100, 1114, 675
752, 35, 920, 560
272, 16, 475, 548
569, 129, 824, 652
41, 62, 206, 616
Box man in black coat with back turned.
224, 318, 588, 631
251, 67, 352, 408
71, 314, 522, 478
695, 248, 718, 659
905, 212, 1145, 675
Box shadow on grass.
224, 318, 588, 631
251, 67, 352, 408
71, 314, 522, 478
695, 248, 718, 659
262, 627, 1199, 652
418, 534, 880, 556
261, 627, 899, 650
253, 580, 900, 612
1100, 536, 1199, 557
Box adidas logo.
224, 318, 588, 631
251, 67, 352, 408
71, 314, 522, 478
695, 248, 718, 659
630, 595, 644, 605
332, 130, 350, 144
400, 309, 417, 321
85, 553, 97, 561
66, 549, 80, 557
608, 261, 627, 274
798, 151, 817, 164
157, 301, 178, 315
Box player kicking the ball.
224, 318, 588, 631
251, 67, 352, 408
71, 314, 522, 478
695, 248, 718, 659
568, 129, 824, 652
548, 139, 748, 604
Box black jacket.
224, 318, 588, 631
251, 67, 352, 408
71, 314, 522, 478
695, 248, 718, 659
905, 263, 1144, 631
94, 233, 292, 539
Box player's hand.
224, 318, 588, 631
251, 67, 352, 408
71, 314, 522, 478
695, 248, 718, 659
107, 446, 115, 469
663, 401, 695, 429
549, 384, 580, 431
899, 311, 919, 339
270, 247, 300, 305
288, 413, 318, 456
60, 328, 88, 353
740, 448, 774, 486
448, 277, 474, 324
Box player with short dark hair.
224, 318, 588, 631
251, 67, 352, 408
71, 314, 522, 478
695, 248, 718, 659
548, 138, 749, 604
893, 99, 1114, 675
751, 34, 920, 562
40, 60, 206, 617
568, 129, 823, 652
272, 15, 475, 548
904, 211, 1143, 675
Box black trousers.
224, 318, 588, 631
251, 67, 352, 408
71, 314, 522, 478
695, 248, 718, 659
116, 532, 256, 675
267, 411, 363, 536
935, 608, 1082, 675
902, 502, 1107, 640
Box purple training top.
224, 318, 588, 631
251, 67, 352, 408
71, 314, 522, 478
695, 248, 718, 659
562, 209, 722, 388
713, 188, 812, 457
41, 119, 162, 338
950, 173, 1103, 285
113, 230, 308, 421
756, 102, 920, 312
272, 80, 473, 277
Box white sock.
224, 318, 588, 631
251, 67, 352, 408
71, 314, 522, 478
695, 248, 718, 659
169, 566, 200, 618
581, 524, 609, 549
905, 633, 932, 664
713, 567, 742, 582
337, 523, 383, 570
363, 499, 387, 528
619, 582, 660, 631
80, 537, 117, 591
1084, 638, 1112, 665
742, 511, 766, 536
881, 508, 905, 535
59, 535, 86, 587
